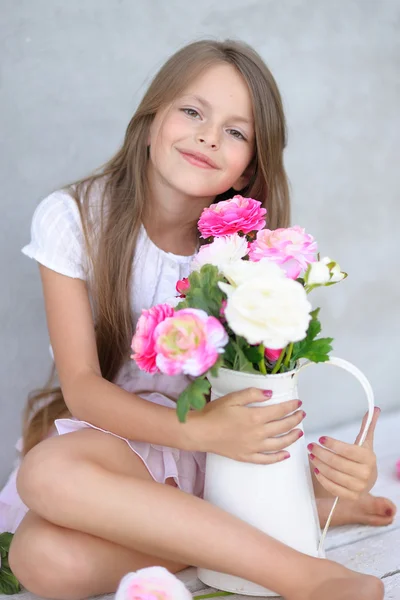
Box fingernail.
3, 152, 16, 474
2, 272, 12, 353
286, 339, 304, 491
263, 390, 273, 398
297, 400, 303, 408
297, 430, 304, 439
302, 411, 307, 419
375, 406, 381, 413
319, 437, 327, 445
283, 453, 291, 460
314, 468, 320, 475
309, 453, 315, 460
307, 443, 314, 451
385, 508, 393, 517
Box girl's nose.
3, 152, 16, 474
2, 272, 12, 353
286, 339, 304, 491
197, 127, 220, 149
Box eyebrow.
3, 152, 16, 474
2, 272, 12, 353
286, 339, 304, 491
184, 94, 253, 126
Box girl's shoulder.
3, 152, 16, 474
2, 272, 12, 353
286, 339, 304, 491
21, 183, 102, 280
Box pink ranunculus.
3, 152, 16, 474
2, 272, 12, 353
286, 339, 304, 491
131, 304, 175, 373
176, 277, 190, 296
154, 308, 228, 377
198, 195, 267, 238
265, 347, 283, 362
116, 566, 192, 600
248, 226, 318, 279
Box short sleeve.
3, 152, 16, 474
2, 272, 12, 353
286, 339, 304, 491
21, 190, 87, 279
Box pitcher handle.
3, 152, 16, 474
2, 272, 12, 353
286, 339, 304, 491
297, 356, 375, 556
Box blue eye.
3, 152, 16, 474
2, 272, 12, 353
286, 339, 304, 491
181, 108, 200, 118
228, 129, 246, 141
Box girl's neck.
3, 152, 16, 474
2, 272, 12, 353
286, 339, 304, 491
143, 163, 213, 256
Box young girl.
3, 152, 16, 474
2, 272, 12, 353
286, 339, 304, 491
1, 39, 395, 600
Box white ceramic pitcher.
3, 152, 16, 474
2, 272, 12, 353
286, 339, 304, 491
197, 357, 375, 597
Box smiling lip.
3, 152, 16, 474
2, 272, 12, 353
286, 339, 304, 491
178, 149, 219, 169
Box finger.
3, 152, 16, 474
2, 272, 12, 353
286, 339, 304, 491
309, 455, 366, 495
250, 450, 291, 466
360, 407, 380, 448
265, 409, 306, 437
314, 436, 371, 464
308, 443, 372, 481
262, 428, 304, 452
250, 399, 302, 425
233, 387, 273, 405
312, 469, 361, 501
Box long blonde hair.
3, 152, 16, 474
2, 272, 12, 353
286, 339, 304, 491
22, 38, 291, 454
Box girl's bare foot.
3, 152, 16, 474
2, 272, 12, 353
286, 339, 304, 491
288, 559, 384, 600
317, 493, 397, 527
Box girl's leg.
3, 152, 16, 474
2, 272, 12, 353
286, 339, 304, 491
12, 429, 384, 600
10, 511, 187, 600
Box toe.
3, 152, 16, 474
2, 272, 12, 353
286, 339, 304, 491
370, 496, 397, 519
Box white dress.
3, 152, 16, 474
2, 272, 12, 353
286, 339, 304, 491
0, 188, 206, 534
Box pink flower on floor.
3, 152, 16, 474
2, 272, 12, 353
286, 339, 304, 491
248, 226, 318, 279
198, 195, 267, 238
176, 278, 190, 296
115, 566, 192, 600
154, 308, 228, 376
131, 304, 175, 373
264, 347, 283, 362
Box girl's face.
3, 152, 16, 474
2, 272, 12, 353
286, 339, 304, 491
148, 63, 255, 198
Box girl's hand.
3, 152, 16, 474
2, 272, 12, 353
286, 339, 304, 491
307, 407, 380, 500
196, 387, 306, 464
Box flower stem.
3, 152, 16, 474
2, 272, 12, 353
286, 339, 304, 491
194, 592, 234, 599
284, 342, 294, 368
271, 347, 286, 374
258, 344, 267, 374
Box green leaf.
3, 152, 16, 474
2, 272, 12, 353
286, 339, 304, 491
0, 567, 21, 595
232, 339, 259, 374
209, 356, 223, 378
176, 389, 191, 423
222, 341, 236, 368
291, 308, 333, 364
0, 533, 13, 555
300, 338, 333, 362
182, 265, 226, 318
243, 344, 264, 364
176, 378, 210, 423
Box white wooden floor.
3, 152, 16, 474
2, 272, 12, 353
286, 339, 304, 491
1, 410, 399, 600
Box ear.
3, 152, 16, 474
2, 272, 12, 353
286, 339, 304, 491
232, 158, 256, 192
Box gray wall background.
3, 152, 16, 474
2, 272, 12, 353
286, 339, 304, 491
1, 0, 399, 485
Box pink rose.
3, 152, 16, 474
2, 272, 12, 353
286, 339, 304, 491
131, 304, 175, 373
154, 308, 228, 376
198, 195, 267, 238
265, 347, 283, 362
248, 226, 318, 279
176, 278, 190, 296
116, 566, 192, 600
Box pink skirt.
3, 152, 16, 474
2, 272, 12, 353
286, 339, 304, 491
0, 392, 206, 534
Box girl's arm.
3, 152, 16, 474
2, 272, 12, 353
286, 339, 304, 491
39, 264, 206, 452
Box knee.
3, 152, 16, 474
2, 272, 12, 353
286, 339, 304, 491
9, 523, 91, 600
16, 440, 79, 518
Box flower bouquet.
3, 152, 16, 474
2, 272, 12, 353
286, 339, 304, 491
131, 195, 346, 423
131, 196, 376, 596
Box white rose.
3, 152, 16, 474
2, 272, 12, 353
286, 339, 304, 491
306, 261, 331, 285
221, 257, 286, 287
219, 277, 312, 349
322, 257, 345, 282
191, 233, 249, 272
306, 257, 346, 286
